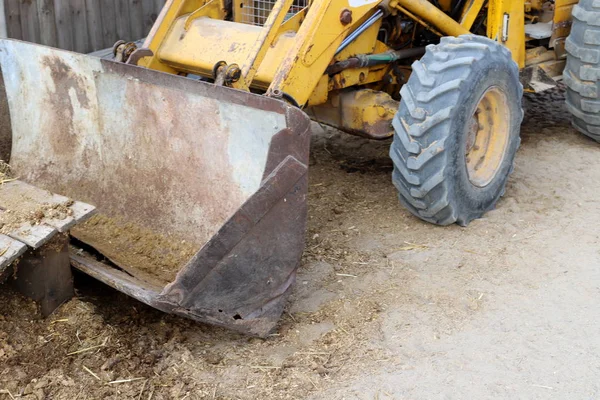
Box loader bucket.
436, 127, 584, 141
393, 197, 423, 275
0, 39, 311, 336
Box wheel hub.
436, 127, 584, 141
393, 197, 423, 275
465, 87, 511, 187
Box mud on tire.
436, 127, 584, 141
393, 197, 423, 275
390, 35, 523, 226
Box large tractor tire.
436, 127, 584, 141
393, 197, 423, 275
564, 0, 600, 142
390, 35, 523, 226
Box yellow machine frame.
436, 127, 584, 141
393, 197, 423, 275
130, 0, 576, 138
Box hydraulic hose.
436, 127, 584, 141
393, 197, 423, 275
326, 47, 426, 75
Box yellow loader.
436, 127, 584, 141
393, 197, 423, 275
0, 0, 593, 334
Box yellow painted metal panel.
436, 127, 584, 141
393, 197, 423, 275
552, 0, 578, 45
158, 17, 260, 74
460, 0, 486, 30
241, 0, 295, 87
267, 0, 386, 106
486, 0, 525, 68
139, 0, 210, 72
439, 0, 453, 12
157, 16, 301, 89
392, 0, 470, 36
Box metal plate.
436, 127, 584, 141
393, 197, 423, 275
0, 39, 312, 335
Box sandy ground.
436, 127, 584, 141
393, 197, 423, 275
1, 87, 600, 399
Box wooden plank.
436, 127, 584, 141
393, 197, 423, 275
129, 0, 144, 40
71, 0, 89, 52
68, 201, 96, 223
0, 234, 27, 281
44, 214, 77, 232
19, 0, 41, 43
85, 0, 104, 51
37, 0, 58, 47
5, 0, 22, 40
0, 179, 72, 203
71, 251, 164, 303
0, 180, 96, 231
54, 0, 74, 50
100, 0, 118, 48
3, 218, 57, 249
114, 0, 131, 41
40, 200, 96, 231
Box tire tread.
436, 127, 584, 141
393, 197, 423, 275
564, 0, 600, 142
390, 34, 523, 226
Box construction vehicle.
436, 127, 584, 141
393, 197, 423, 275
0, 0, 594, 335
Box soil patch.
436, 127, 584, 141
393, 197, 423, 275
1, 87, 600, 399
72, 214, 199, 285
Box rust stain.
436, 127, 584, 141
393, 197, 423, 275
38, 55, 93, 157
42, 55, 90, 109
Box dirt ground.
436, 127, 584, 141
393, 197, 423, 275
1, 86, 600, 399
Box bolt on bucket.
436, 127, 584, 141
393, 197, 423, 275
0, 39, 311, 336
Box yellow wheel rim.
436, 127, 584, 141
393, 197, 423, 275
465, 86, 511, 188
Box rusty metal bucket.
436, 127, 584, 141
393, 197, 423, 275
0, 39, 311, 336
